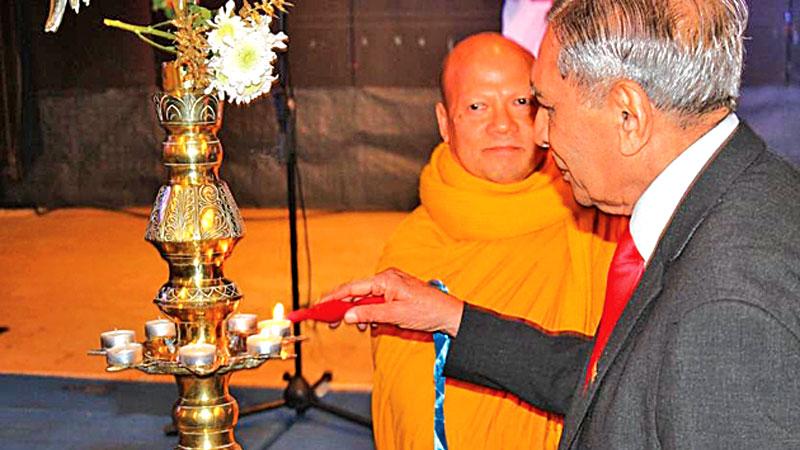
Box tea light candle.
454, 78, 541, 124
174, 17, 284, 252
257, 303, 291, 337
227, 313, 258, 334
145, 319, 177, 339
247, 334, 282, 356
177, 343, 217, 368
106, 342, 143, 366
100, 329, 136, 350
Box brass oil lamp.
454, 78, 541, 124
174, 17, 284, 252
90, 62, 296, 450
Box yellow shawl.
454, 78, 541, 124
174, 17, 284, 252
372, 143, 625, 450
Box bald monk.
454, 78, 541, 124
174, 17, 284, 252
370, 33, 626, 450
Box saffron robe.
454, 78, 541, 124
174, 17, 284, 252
371, 143, 625, 450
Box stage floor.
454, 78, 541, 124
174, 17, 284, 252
0, 208, 405, 390
0, 374, 374, 449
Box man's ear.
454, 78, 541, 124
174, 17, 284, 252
607, 80, 652, 157
435, 102, 451, 143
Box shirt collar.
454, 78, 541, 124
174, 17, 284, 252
630, 113, 740, 263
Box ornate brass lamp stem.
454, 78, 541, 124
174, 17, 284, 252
144, 62, 245, 449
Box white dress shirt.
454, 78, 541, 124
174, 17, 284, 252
630, 113, 740, 263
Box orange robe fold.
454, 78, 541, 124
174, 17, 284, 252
372, 143, 625, 450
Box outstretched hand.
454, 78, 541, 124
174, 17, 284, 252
320, 268, 465, 336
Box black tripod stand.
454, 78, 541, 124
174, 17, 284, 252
234, 11, 371, 429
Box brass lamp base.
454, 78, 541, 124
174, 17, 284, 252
174, 374, 240, 450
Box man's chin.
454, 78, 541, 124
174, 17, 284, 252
587, 197, 633, 216
569, 186, 595, 208
574, 195, 594, 208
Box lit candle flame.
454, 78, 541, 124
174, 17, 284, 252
273, 302, 285, 321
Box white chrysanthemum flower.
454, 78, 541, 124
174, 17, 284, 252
207, 0, 247, 49
205, 18, 289, 104
265, 31, 289, 52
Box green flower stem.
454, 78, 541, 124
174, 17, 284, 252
150, 19, 174, 29
103, 19, 175, 44
135, 32, 177, 54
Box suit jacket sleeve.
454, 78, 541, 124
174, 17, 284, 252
657, 299, 800, 447
443, 303, 592, 415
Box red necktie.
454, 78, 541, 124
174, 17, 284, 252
585, 227, 645, 387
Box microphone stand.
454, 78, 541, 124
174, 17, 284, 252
235, 10, 371, 429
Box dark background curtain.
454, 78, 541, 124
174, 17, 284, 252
1, 0, 24, 182
1, 0, 798, 210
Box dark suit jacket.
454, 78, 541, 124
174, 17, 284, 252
443, 123, 800, 449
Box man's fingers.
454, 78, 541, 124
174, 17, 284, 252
328, 320, 341, 329
345, 304, 397, 326
320, 277, 380, 302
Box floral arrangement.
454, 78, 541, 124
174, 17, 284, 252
47, 0, 291, 104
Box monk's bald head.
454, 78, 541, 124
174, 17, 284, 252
440, 33, 535, 108
434, 32, 541, 184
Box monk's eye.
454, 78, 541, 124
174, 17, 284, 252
468, 103, 485, 111
514, 97, 531, 106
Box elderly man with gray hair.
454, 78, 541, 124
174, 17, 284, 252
323, 1, 800, 448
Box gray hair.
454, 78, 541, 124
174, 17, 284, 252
548, 0, 749, 117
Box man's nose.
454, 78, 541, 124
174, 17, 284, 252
534, 107, 550, 149
489, 106, 518, 134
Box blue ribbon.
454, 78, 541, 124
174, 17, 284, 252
429, 279, 451, 450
